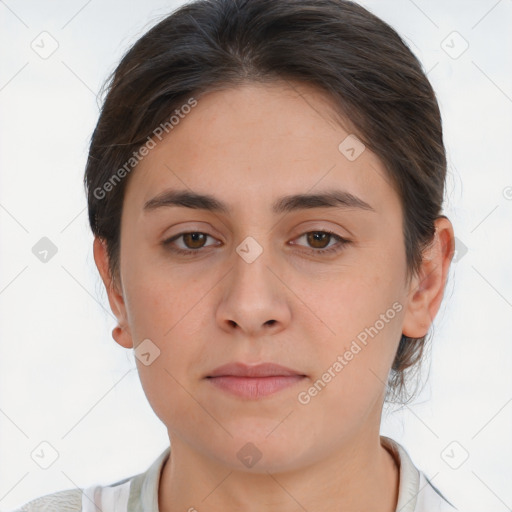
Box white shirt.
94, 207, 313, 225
13, 436, 458, 511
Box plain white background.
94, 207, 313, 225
0, 1, 511, 511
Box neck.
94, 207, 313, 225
158, 433, 399, 512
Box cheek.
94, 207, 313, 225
301, 263, 402, 341
298, 313, 402, 437
121, 245, 200, 339
124, 275, 210, 426
122, 256, 213, 370
300, 258, 405, 405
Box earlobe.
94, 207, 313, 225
112, 325, 134, 349
93, 237, 134, 349
401, 217, 455, 339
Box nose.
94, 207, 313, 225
216, 240, 291, 337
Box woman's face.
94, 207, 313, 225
100, 81, 424, 471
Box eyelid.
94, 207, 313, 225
163, 232, 219, 250
289, 221, 352, 240
290, 229, 345, 246
160, 221, 222, 240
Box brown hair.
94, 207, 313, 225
84, 0, 448, 404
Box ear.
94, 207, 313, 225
93, 236, 134, 349
401, 216, 455, 338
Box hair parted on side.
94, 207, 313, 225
84, 0, 448, 404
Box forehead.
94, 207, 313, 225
123, 81, 398, 218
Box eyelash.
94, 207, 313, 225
162, 230, 351, 257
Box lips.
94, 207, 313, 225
207, 362, 306, 378
206, 362, 307, 399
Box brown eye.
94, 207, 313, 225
162, 232, 218, 255
182, 232, 208, 249
306, 231, 332, 249
291, 230, 350, 256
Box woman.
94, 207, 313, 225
15, 0, 457, 510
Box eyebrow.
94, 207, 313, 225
143, 188, 375, 215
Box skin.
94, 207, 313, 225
93, 80, 454, 512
